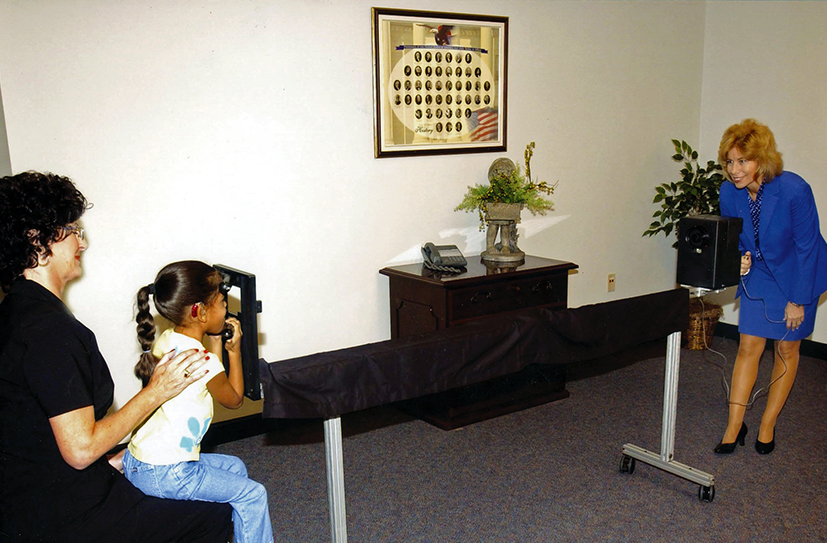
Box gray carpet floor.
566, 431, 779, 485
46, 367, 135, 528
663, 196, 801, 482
213, 337, 827, 542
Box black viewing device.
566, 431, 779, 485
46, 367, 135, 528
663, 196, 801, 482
213, 264, 263, 400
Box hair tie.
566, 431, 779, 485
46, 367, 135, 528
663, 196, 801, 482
142, 349, 151, 354
147, 283, 155, 295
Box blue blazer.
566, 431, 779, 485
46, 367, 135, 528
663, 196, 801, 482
720, 171, 827, 304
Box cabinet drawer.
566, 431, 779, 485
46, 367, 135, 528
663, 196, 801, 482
449, 274, 565, 322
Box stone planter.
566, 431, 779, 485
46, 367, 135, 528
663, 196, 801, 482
482, 202, 525, 264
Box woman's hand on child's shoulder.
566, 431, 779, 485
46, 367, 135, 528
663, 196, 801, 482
148, 348, 210, 403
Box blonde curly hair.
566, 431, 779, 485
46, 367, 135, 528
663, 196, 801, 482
718, 119, 784, 184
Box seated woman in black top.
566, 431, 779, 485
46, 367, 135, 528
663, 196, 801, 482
0, 171, 233, 543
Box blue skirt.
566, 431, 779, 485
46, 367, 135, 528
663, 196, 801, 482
738, 259, 818, 340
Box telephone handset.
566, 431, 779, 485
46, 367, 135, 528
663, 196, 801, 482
422, 243, 467, 273
206, 274, 234, 342
205, 323, 234, 342
206, 326, 234, 341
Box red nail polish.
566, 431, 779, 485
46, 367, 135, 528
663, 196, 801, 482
206, 356, 210, 360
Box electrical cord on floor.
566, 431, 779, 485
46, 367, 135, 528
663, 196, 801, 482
696, 277, 789, 409
694, 296, 736, 402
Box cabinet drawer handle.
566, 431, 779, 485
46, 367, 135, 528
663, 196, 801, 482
471, 291, 492, 304
533, 281, 553, 293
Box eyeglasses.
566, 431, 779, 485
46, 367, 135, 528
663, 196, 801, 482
62, 224, 85, 242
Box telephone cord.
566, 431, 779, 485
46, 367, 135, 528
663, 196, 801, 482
697, 277, 790, 409
422, 260, 465, 274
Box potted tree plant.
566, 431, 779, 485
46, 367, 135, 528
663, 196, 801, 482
643, 139, 725, 244
643, 139, 727, 350
455, 142, 555, 263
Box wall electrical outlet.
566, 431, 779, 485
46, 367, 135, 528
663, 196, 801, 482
608, 273, 616, 292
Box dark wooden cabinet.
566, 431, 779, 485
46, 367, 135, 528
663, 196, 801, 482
379, 255, 577, 339
379, 255, 578, 429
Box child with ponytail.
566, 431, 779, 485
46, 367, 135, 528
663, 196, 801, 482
125, 260, 273, 543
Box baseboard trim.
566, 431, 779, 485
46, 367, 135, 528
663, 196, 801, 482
715, 322, 827, 360
202, 414, 281, 448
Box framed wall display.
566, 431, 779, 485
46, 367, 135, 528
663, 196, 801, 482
372, 8, 508, 158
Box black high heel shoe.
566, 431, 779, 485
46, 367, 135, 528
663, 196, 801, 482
714, 422, 748, 454
755, 429, 776, 455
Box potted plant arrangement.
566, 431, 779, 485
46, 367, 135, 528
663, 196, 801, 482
643, 139, 727, 349
455, 142, 555, 263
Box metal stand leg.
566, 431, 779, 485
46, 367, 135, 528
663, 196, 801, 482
324, 417, 348, 542
620, 331, 716, 501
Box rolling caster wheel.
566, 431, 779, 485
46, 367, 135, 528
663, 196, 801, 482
699, 484, 715, 502
619, 454, 636, 474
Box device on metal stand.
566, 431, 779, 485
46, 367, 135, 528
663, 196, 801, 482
619, 330, 717, 502
214, 264, 263, 401
619, 215, 742, 502
676, 214, 742, 290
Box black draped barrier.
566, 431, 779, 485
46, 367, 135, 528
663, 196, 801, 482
259, 288, 689, 419
257, 288, 706, 541
540, 287, 689, 364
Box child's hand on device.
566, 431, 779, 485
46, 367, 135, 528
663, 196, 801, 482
224, 317, 242, 353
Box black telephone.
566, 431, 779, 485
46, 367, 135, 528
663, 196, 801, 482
422, 242, 467, 273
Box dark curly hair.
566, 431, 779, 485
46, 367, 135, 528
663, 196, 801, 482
135, 261, 223, 387
0, 171, 90, 293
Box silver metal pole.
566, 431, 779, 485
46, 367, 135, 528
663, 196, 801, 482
660, 331, 680, 462
621, 331, 715, 493
324, 417, 348, 543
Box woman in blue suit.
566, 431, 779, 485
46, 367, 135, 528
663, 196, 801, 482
715, 119, 827, 455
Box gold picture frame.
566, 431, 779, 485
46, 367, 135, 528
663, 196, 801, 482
372, 8, 508, 158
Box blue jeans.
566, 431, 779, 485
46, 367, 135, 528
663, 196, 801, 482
123, 450, 273, 543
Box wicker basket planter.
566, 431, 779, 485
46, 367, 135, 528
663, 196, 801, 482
685, 298, 723, 350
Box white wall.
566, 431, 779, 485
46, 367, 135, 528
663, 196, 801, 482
699, 1, 827, 340
0, 0, 753, 416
